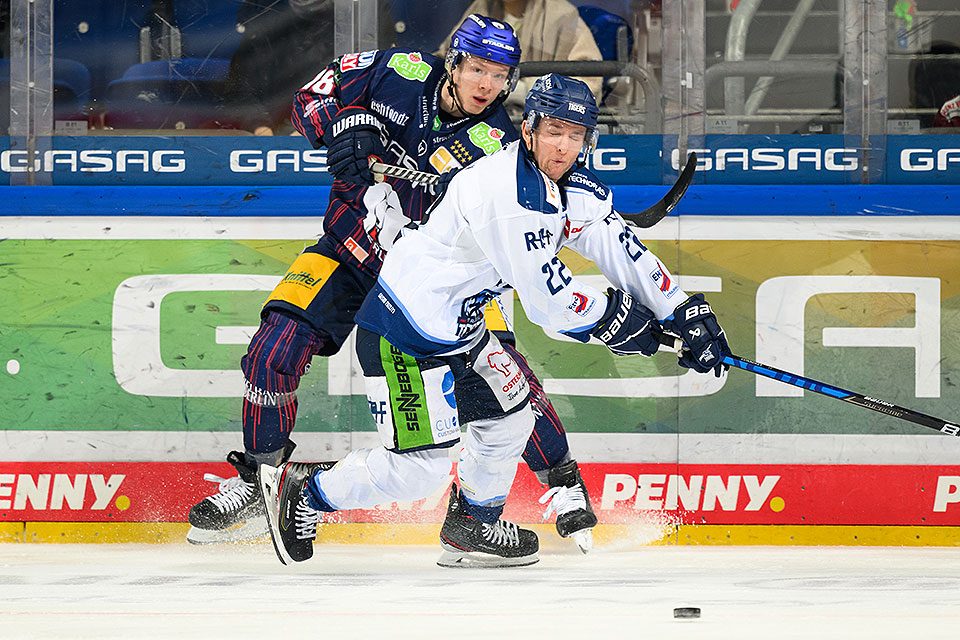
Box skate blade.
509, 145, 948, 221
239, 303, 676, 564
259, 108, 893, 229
437, 544, 539, 569
186, 519, 269, 545
571, 528, 593, 554
258, 464, 292, 566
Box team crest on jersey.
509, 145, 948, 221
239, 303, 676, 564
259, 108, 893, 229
650, 260, 679, 299
340, 50, 377, 72
387, 52, 432, 82
467, 123, 505, 155
567, 292, 595, 316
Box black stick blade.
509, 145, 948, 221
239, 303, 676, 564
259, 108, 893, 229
621, 151, 697, 228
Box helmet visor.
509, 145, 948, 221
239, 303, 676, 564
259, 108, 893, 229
529, 115, 597, 155
453, 54, 512, 94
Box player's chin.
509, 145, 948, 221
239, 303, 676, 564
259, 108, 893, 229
467, 97, 490, 113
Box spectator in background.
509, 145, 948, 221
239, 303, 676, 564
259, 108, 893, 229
437, 0, 602, 112
933, 94, 960, 127
909, 41, 960, 129
224, 0, 394, 135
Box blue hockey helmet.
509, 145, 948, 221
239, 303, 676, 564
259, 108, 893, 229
445, 14, 521, 99
523, 73, 600, 155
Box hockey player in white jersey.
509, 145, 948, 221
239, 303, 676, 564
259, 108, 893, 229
258, 74, 730, 567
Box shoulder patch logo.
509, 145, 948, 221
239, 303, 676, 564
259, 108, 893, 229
387, 52, 432, 82
340, 50, 377, 72
467, 123, 505, 155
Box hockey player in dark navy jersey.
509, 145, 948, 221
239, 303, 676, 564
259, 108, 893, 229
187, 14, 597, 553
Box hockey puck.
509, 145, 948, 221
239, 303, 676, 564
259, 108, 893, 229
673, 607, 701, 619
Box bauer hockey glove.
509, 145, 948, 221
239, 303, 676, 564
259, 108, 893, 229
591, 288, 661, 356
362, 182, 412, 257
663, 293, 730, 377
321, 107, 386, 186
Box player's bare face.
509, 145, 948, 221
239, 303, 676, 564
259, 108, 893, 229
451, 56, 510, 115
525, 118, 588, 181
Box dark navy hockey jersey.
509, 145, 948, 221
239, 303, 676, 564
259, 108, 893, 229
291, 48, 519, 277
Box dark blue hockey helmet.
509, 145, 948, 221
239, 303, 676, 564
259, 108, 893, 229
523, 74, 600, 155
446, 14, 521, 98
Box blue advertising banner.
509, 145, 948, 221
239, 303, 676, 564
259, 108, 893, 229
884, 136, 960, 184
2, 135, 958, 186
0, 135, 664, 187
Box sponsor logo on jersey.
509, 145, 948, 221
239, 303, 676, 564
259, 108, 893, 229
266, 252, 340, 310
523, 228, 553, 251
429, 147, 463, 174
381, 341, 434, 450
487, 350, 513, 378
568, 292, 595, 316
650, 261, 678, 299
339, 50, 377, 72
467, 123, 505, 155
370, 100, 411, 127
368, 400, 388, 424
343, 237, 370, 263
387, 52, 432, 82
441, 371, 457, 409
487, 349, 525, 397
567, 171, 610, 198
563, 219, 585, 238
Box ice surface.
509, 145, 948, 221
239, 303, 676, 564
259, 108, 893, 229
2, 542, 959, 639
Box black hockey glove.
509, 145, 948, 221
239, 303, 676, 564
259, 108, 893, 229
436, 167, 460, 196
591, 288, 660, 356
321, 107, 386, 186
663, 293, 730, 377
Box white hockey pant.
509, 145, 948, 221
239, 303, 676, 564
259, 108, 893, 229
457, 407, 535, 508
314, 406, 534, 510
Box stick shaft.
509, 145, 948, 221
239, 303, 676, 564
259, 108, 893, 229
369, 162, 438, 186
651, 327, 960, 438
722, 354, 960, 437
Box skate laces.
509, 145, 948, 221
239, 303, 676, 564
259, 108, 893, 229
294, 495, 321, 541
481, 520, 521, 548
202, 473, 255, 513
539, 484, 587, 521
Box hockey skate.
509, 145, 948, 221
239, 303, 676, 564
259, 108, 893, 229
438, 487, 539, 568
539, 459, 597, 553
186, 443, 295, 545
259, 461, 334, 565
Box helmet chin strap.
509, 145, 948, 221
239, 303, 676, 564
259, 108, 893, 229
445, 80, 469, 118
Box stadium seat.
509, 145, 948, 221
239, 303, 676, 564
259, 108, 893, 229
577, 5, 634, 104
577, 5, 633, 62
0, 58, 92, 131
104, 58, 231, 129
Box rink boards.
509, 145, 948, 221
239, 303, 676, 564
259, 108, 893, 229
2, 179, 960, 545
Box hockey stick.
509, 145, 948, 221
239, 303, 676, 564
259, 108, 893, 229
372, 152, 696, 230
652, 328, 960, 438
619, 152, 697, 229
370, 161, 439, 187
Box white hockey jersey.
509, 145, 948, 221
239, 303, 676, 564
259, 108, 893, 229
355, 140, 687, 358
